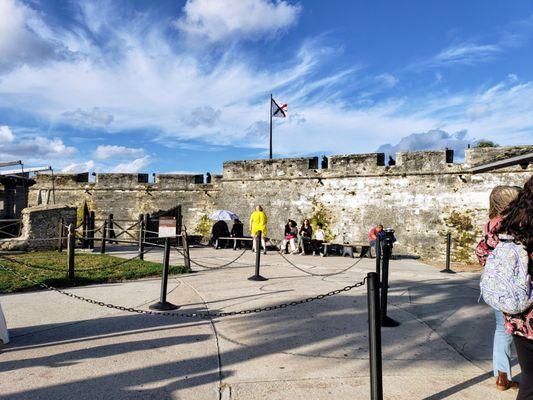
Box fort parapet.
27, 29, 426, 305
23, 145, 533, 262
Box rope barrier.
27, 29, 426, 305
0, 263, 367, 319
73, 223, 105, 233
0, 221, 21, 230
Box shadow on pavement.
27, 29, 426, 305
1, 267, 509, 399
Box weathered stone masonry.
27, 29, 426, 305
28, 146, 533, 262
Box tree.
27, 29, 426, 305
476, 140, 499, 148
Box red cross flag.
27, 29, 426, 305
271, 98, 287, 118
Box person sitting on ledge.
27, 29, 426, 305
211, 220, 230, 249
297, 219, 313, 255
280, 220, 298, 254
230, 219, 244, 250
311, 223, 326, 256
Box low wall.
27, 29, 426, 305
0, 204, 76, 251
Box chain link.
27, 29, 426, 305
0, 263, 366, 319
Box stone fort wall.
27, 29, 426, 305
29, 145, 533, 262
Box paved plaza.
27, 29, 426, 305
0, 246, 519, 399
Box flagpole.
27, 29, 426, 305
269, 93, 273, 159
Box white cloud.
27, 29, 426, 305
62, 160, 96, 173
0, 125, 15, 142
376, 73, 399, 87
62, 107, 114, 127
181, 106, 221, 128
0, 0, 71, 71
466, 104, 490, 121
377, 129, 470, 159
0, 133, 77, 162
94, 145, 145, 160
436, 43, 501, 65
111, 156, 151, 173
174, 0, 301, 43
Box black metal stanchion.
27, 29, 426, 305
138, 215, 145, 261
440, 232, 456, 274
248, 231, 267, 281
150, 238, 179, 311
381, 229, 400, 327
182, 228, 191, 273
67, 224, 75, 280
100, 220, 107, 254
367, 272, 383, 400
57, 217, 64, 253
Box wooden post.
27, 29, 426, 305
138, 215, 145, 261
182, 228, 191, 272
57, 217, 64, 253
67, 224, 75, 279
100, 220, 107, 254
108, 213, 116, 244
89, 211, 95, 250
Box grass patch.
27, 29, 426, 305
0, 251, 187, 293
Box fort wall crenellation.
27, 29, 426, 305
21, 145, 533, 262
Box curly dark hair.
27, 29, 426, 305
500, 175, 533, 255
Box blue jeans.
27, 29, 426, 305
493, 309, 513, 377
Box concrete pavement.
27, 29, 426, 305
0, 246, 519, 399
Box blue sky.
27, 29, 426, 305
0, 0, 532, 174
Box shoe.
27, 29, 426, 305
298, 252, 305, 256
496, 371, 519, 391
291, 251, 299, 255
264, 251, 267, 255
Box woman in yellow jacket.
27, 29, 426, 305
249, 205, 268, 254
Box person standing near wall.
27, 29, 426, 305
0, 301, 8, 346
250, 205, 268, 255
476, 186, 521, 391
501, 176, 533, 400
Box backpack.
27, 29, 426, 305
480, 237, 532, 314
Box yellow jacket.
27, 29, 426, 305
250, 210, 268, 236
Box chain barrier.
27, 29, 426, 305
277, 250, 363, 277
0, 263, 367, 318
173, 246, 249, 270
0, 247, 156, 273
